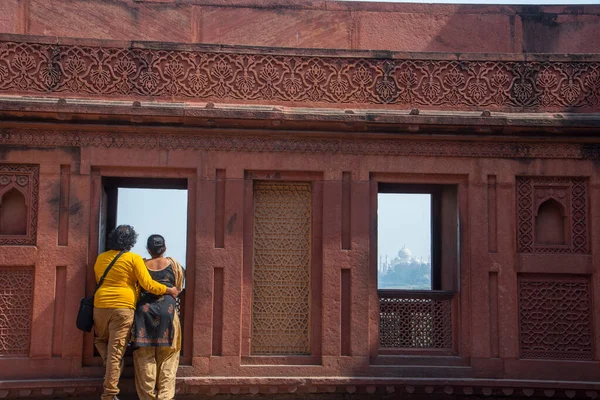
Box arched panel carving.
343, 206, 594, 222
0, 165, 39, 246
534, 198, 567, 246
517, 177, 588, 253
0, 189, 27, 236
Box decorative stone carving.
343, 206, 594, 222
1, 129, 599, 160
0, 268, 34, 356
251, 181, 311, 355
0, 41, 598, 111
517, 177, 588, 253
0, 164, 39, 246
519, 275, 592, 360
379, 295, 453, 349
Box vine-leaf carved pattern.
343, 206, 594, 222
251, 181, 311, 355
519, 275, 592, 360
0, 268, 34, 356
0, 41, 599, 111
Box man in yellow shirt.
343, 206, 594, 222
93, 225, 179, 400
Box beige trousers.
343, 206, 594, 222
133, 315, 181, 400
94, 308, 135, 400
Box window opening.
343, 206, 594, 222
377, 193, 432, 290
376, 183, 458, 353
98, 177, 188, 358
116, 188, 188, 268
100, 177, 187, 267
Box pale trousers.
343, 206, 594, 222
93, 308, 135, 400
133, 315, 181, 400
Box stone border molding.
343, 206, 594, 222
0, 129, 599, 160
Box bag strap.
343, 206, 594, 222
93, 251, 125, 294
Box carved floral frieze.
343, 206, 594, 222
0, 41, 599, 111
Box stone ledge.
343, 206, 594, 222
2, 33, 600, 61
3, 377, 600, 399
1, 97, 599, 136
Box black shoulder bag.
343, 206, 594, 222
76, 251, 125, 332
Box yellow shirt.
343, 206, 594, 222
93, 250, 167, 309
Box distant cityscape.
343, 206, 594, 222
378, 246, 431, 290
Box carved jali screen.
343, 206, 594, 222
379, 296, 453, 349
251, 181, 311, 355
0, 268, 34, 356
519, 275, 592, 360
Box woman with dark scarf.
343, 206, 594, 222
132, 234, 185, 400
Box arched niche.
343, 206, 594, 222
535, 198, 567, 246
0, 188, 28, 235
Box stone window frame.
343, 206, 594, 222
83, 167, 196, 367
369, 173, 466, 360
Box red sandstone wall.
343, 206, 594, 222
0, 1, 600, 397
1, 129, 600, 395
0, 0, 599, 53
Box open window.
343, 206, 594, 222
98, 176, 189, 355
376, 183, 459, 354
99, 177, 188, 256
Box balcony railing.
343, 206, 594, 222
378, 290, 455, 353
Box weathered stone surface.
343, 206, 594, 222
0, 0, 19, 34
199, 7, 353, 48
0, 1, 597, 53
0, 1, 599, 398
28, 0, 192, 42
356, 11, 514, 52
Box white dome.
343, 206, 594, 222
397, 246, 412, 261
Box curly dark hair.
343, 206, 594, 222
107, 225, 138, 251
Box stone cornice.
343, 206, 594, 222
1, 36, 599, 113
2, 97, 600, 140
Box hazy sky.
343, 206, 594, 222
378, 194, 431, 262
117, 188, 188, 267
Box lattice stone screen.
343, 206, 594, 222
519, 275, 592, 360
0, 268, 34, 356
251, 181, 311, 355
379, 294, 453, 349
